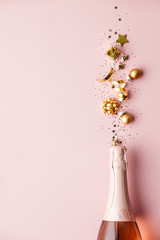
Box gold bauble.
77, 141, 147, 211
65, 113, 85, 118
121, 113, 132, 124
101, 98, 119, 115
129, 68, 141, 80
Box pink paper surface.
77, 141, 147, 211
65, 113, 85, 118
0, 0, 159, 239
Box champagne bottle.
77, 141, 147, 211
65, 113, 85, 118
97, 144, 142, 240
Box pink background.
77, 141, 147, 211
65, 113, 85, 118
0, 0, 160, 239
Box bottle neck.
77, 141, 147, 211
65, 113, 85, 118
103, 146, 135, 222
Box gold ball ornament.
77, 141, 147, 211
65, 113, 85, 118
101, 98, 119, 115
129, 68, 141, 80
121, 113, 132, 124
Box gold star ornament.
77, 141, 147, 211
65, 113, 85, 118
116, 34, 129, 46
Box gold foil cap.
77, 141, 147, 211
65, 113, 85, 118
109, 145, 128, 170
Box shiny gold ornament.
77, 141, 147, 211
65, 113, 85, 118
116, 34, 129, 46
108, 78, 128, 102
106, 47, 119, 59
121, 113, 132, 124
98, 70, 114, 82
129, 68, 141, 80
101, 98, 119, 115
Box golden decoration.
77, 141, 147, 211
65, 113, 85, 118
121, 113, 132, 124
108, 78, 128, 102
116, 34, 129, 46
106, 47, 119, 59
98, 70, 114, 82
129, 68, 141, 80
101, 98, 119, 115
98, 70, 128, 102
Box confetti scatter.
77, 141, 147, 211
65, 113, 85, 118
94, 3, 142, 144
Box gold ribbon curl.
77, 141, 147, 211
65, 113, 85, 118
109, 79, 128, 102
98, 70, 128, 101
97, 70, 114, 82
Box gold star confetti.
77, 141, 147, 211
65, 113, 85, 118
116, 34, 129, 46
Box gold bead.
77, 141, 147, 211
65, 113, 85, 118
129, 68, 141, 80
121, 113, 132, 124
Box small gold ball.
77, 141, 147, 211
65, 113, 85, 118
121, 113, 132, 124
129, 68, 141, 80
